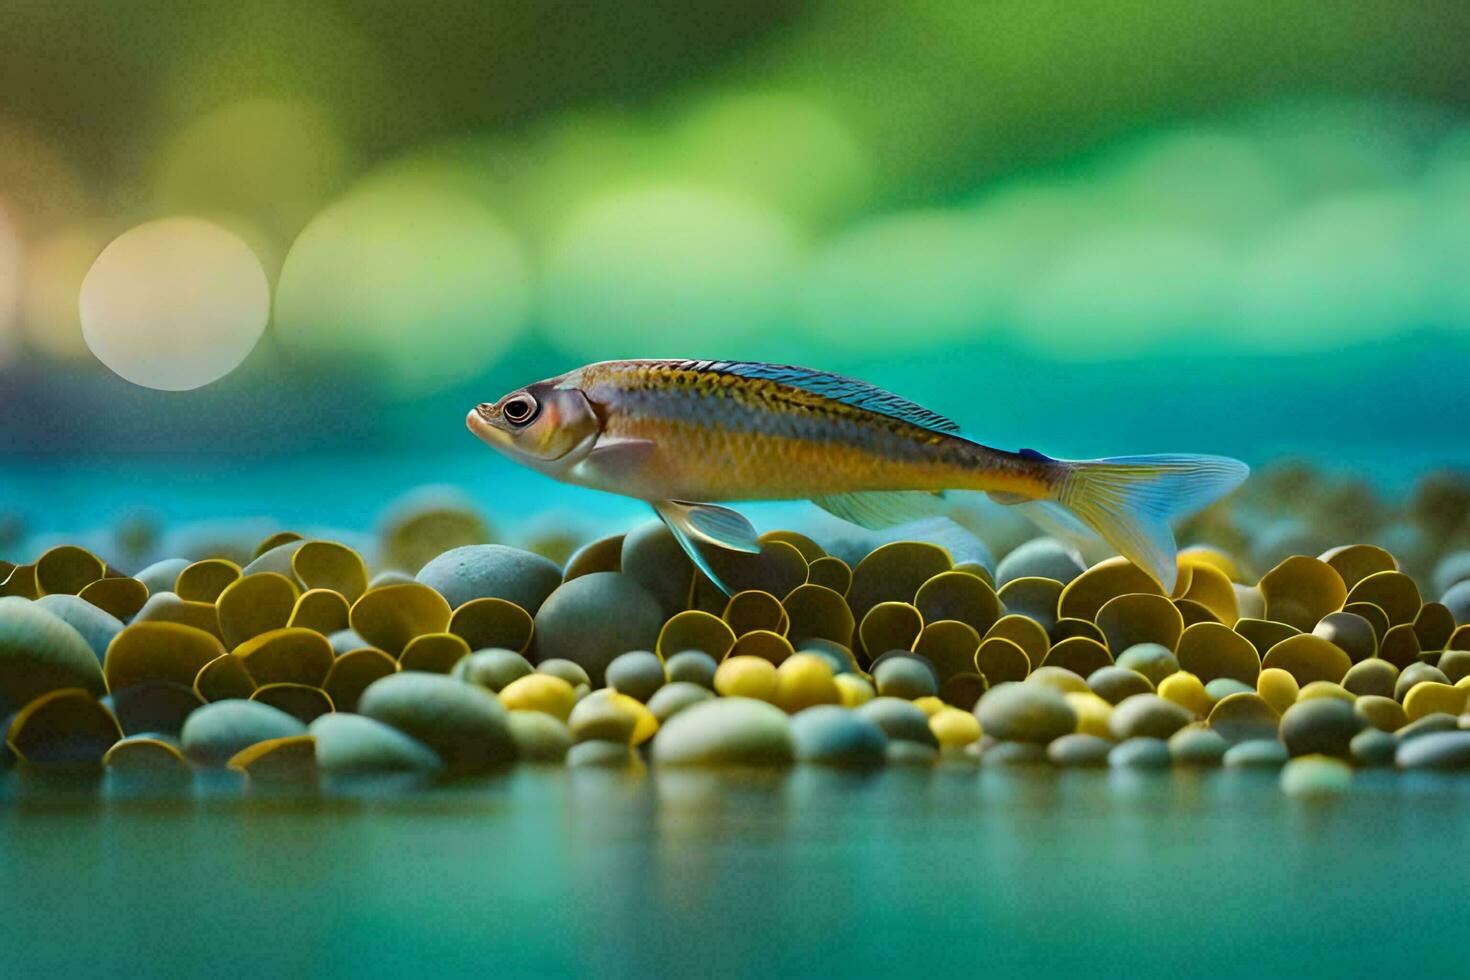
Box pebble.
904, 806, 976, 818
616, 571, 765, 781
506, 711, 572, 763
1222, 739, 1289, 768
1108, 737, 1172, 768
1394, 663, 1449, 702
328, 629, 371, 656
1437, 650, 1470, 684
1168, 727, 1229, 765
536, 658, 592, 689
1086, 665, 1153, 705
1064, 691, 1113, 739
980, 740, 1048, 766
532, 573, 663, 685
790, 706, 888, 766
1281, 755, 1353, 797
1395, 731, 1470, 770
180, 700, 307, 767
604, 651, 667, 703
1354, 695, 1407, 732
887, 740, 942, 765
713, 656, 778, 702
1256, 667, 1300, 715
1279, 698, 1364, 758
1341, 658, 1398, 699
33, 594, 123, 663
872, 655, 938, 700
567, 689, 656, 745
416, 544, 563, 614
0, 597, 108, 717
646, 682, 715, 723
1156, 672, 1211, 717
928, 707, 981, 749
995, 537, 1084, 587
357, 672, 515, 774
453, 649, 535, 692
567, 740, 639, 768
1108, 694, 1192, 741
498, 673, 577, 721
1395, 713, 1458, 741
858, 697, 940, 746
310, 713, 445, 778
1349, 728, 1399, 767
1046, 733, 1114, 767
1025, 666, 1089, 695
774, 653, 841, 712
975, 682, 1076, 743
664, 650, 719, 689
1203, 678, 1255, 702
1296, 680, 1355, 703
834, 673, 876, 707
652, 697, 794, 766
1114, 644, 1179, 686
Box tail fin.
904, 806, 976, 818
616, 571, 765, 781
1052, 454, 1249, 592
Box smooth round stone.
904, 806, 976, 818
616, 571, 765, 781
1297, 680, 1354, 703
872, 655, 938, 700
1168, 726, 1228, 765
1342, 658, 1398, 699
1204, 678, 1255, 702
536, 658, 592, 689
242, 541, 305, 579
887, 739, 941, 765
180, 700, 307, 766
135, 558, 191, 596
980, 740, 1048, 767
1394, 663, 1449, 702
858, 697, 939, 746
1313, 612, 1379, 663
1442, 580, 1470, 623
665, 650, 718, 689
1108, 694, 1192, 741
1108, 737, 1172, 769
498, 673, 577, 721
773, 653, 840, 712
975, 682, 1076, 743
1065, 691, 1113, 739
1256, 667, 1300, 715
1114, 644, 1179, 686
1438, 650, 1470, 684
791, 706, 888, 766
0, 597, 109, 717
328, 629, 371, 656
605, 651, 666, 703
34, 594, 123, 662
416, 544, 563, 614
835, 673, 877, 708
1087, 665, 1153, 705
533, 573, 662, 686
567, 739, 638, 768
1279, 698, 1365, 758
310, 713, 444, 778
506, 711, 572, 763
1281, 755, 1353, 796
1396, 713, 1458, 741
652, 697, 794, 766
1349, 727, 1398, 767
1354, 695, 1407, 732
1157, 672, 1211, 717
108, 681, 202, 736
1025, 666, 1089, 694
567, 690, 641, 744
1223, 739, 1289, 768
453, 648, 534, 692
1047, 733, 1114, 767
996, 538, 1084, 587
714, 656, 778, 701
358, 672, 515, 774
1395, 731, 1470, 770
646, 682, 715, 723
929, 707, 982, 749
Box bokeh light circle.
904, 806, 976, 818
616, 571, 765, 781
274, 173, 530, 394
21, 225, 106, 360
79, 217, 270, 390
541, 183, 801, 359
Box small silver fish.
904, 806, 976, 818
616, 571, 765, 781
468, 359, 1247, 592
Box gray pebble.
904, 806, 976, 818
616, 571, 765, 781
791, 706, 887, 766
1108, 737, 1172, 768
605, 650, 666, 703
1349, 728, 1398, 768
1395, 731, 1470, 770
358, 672, 515, 774
665, 650, 719, 689
1223, 739, 1289, 768
858, 697, 939, 746
180, 700, 307, 767
1114, 644, 1179, 686
1280, 698, 1364, 758
416, 544, 563, 614
646, 682, 715, 723
1168, 726, 1229, 765
975, 682, 1076, 743
1047, 733, 1114, 767
1108, 694, 1192, 741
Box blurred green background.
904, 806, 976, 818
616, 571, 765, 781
2, 1, 1469, 541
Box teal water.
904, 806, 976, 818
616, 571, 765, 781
3, 767, 1468, 977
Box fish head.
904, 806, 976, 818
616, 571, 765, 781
468, 377, 601, 474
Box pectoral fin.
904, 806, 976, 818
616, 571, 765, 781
578, 436, 657, 480
809, 490, 949, 530
651, 500, 761, 596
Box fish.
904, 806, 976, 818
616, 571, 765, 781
467, 358, 1248, 594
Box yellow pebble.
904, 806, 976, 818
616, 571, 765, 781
929, 707, 981, 749
1026, 666, 1089, 694
834, 673, 875, 708
1157, 671, 1211, 717
1457, 675, 1470, 690
1353, 695, 1406, 732
1297, 680, 1355, 703
1257, 667, 1299, 715
1064, 691, 1114, 739
714, 655, 779, 702
773, 653, 840, 713
1403, 681, 1470, 722
497, 673, 576, 721
568, 689, 659, 745
912, 696, 946, 717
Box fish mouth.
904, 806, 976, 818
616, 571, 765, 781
466, 407, 508, 445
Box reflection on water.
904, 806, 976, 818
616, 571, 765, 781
2, 767, 1469, 977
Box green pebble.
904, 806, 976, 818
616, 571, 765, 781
1086, 665, 1153, 705
0, 597, 108, 717
1395, 731, 1470, 770
872, 655, 938, 700
1047, 733, 1114, 767
179, 700, 306, 767
1223, 739, 1289, 768
358, 672, 515, 774
1108, 694, 1192, 741
652, 697, 794, 766
647, 681, 715, 723
34, 594, 123, 663
1349, 728, 1398, 768
996, 538, 1084, 587
1436, 650, 1470, 684
1280, 698, 1364, 758
537, 658, 591, 689
1396, 713, 1459, 741
1280, 755, 1352, 797
858, 697, 939, 746
1114, 644, 1179, 686
1203, 678, 1255, 701
1342, 658, 1398, 699
790, 706, 887, 766
533, 573, 662, 686
975, 682, 1076, 743
981, 740, 1049, 767
1168, 726, 1229, 765
310, 713, 444, 778
328, 629, 371, 656
1108, 737, 1172, 769
506, 712, 572, 763
453, 649, 535, 692
1394, 663, 1449, 702
416, 544, 563, 614
567, 739, 638, 768
605, 650, 666, 703
665, 650, 719, 689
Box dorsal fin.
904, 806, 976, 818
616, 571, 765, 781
682, 360, 962, 436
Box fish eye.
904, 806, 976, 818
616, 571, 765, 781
501, 393, 538, 426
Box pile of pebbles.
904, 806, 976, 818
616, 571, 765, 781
4, 513, 1470, 796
